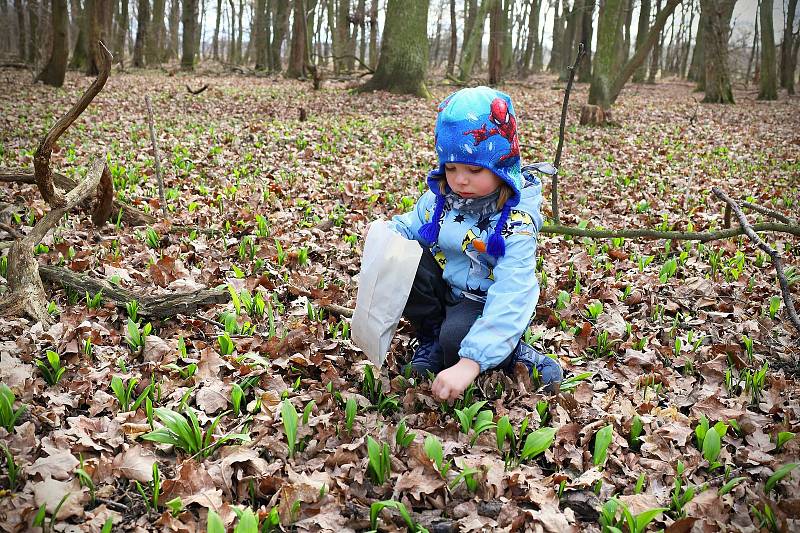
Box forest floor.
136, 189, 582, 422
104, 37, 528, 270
0, 66, 799, 533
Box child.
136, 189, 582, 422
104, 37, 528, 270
387, 86, 562, 402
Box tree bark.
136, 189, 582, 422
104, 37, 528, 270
588, 0, 625, 109
632, 0, 651, 82
647, 0, 663, 83
746, 0, 760, 85
621, 0, 633, 64
27, 0, 39, 63
133, 0, 148, 66
779, 0, 798, 93
14, 0, 25, 59
181, 0, 197, 69
700, 0, 735, 104
446, 0, 457, 75
357, 0, 366, 65
36, 0, 68, 86
87, 0, 111, 75
270, 0, 289, 71
688, 4, 706, 85
458, 0, 489, 80
559, 0, 578, 80
547, 0, 563, 72
146, 0, 165, 63
488, 0, 502, 84
368, 0, 378, 68
358, 0, 430, 97
212, 0, 221, 58
577, 0, 594, 81
758, 0, 777, 99
254, 0, 267, 68
287, 0, 308, 77
113, 0, 128, 61
167, 0, 180, 60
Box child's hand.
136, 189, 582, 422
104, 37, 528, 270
432, 358, 480, 402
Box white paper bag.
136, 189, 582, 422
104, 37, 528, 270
351, 220, 422, 367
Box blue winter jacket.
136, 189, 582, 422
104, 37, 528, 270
388, 169, 543, 373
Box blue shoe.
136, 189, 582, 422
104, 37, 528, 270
405, 320, 444, 377
507, 341, 563, 393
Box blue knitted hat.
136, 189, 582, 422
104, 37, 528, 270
419, 86, 522, 257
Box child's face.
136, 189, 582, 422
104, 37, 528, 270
444, 163, 502, 199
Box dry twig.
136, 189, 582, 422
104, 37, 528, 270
713, 187, 800, 337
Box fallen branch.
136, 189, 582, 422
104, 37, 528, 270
551, 43, 586, 225
540, 222, 800, 242
38, 265, 229, 319
185, 84, 209, 95
0, 168, 156, 226
145, 95, 167, 217
286, 284, 354, 318
0, 159, 107, 323
34, 42, 112, 207
724, 198, 797, 228
713, 187, 800, 336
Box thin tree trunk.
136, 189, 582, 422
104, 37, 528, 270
28, 0, 40, 63
357, 0, 366, 65
167, 0, 179, 60
679, 0, 694, 77
488, 0, 502, 84
133, 0, 148, 65
521, 0, 539, 75
688, 4, 706, 84
270, 0, 289, 71
254, 0, 267, 68
621, 0, 633, 64
758, 0, 777, 99
227, 0, 235, 62
577, 0, 594, 81
14, 0, 25, 60
458, 0, 489, 80
446, 0, 457, 75
236, 0, 243, 62
559, 0, 578, 80
147, 0, 165, 64
113, 0, 128, 60
745, 0, 759, 85
36, 0, 68, 85
181, 0, 197, 69
287, 0, 307, 77
212, 0, 221, 58
780, 0, 798, 93
534, 0, 545, 70
431, 0, 443, 66
632, 0, 650, 82
368, 0, 377, 68
647, 0, 663, 83
195, 0, 204, 59
547, 0, 562, 72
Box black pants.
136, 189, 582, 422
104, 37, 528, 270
403, 251, 514, 370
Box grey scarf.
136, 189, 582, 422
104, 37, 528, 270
443, 188, 500, 217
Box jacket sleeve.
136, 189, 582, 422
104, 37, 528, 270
386, 191, 435, 243
458, 227, 540, 373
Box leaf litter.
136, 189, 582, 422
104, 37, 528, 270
0, 68, 799, 531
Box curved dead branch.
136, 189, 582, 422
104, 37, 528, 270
34, 41, 112, 207
541, 222, 800, 241
713, 187, 800, 336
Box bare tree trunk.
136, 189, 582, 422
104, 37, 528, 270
559, 0, 578, 80
488, 0, 502, 84
133, 0, 148, 65
547, 0, 562, 72
458, 0, 489, 80
431, 0, 443, 66
780, 0, 798, 94
577, 0, 594, 81
28, 0, 40, 63
679, 0, 694, 77
167, 0, 179, 60
37, 0, 68, 85
534, 0, 545, 70
236, 0, 243, 62
621, 0, 633, 64
758, 0, 777, 99
287, 0, 307, 76
688, 4, 706, 85
195, 0, 204, 59
113, 0, 128, 60
521, 0, 539, 75
181, 0, 197, 69
368, 0, 377, 68
270, 0, 289, 71
357, 0, 366, 65
446, 0, 457, 75
647, 0, 663, 83
359, 0, 430, 97
700, 0, 735, 103
15, 0, 26, 60
632, 0, 650, 82
87, 0, 111, 75
212, 0, 221, 58
146, 0, 165, 64
746, 0, 759, 85
254, 0, 267, 68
